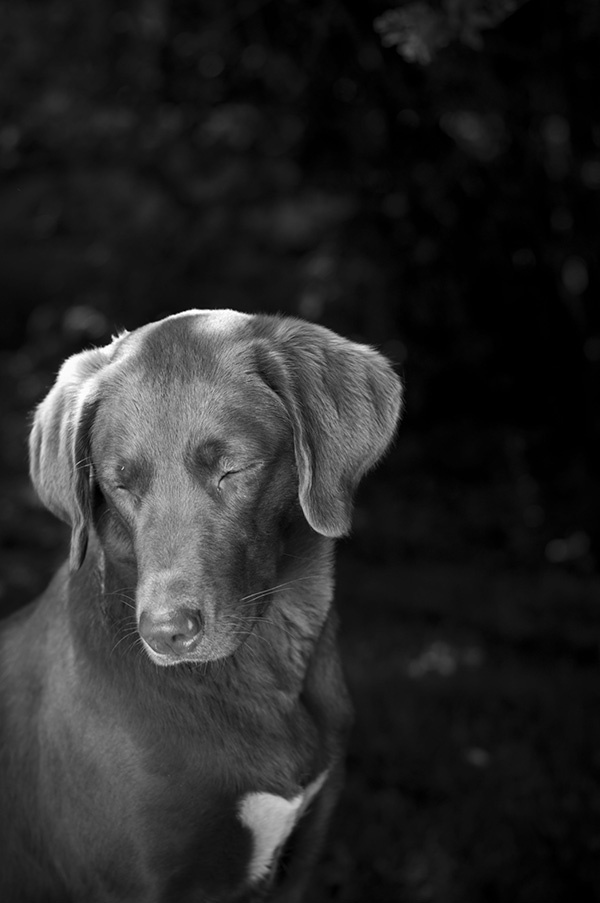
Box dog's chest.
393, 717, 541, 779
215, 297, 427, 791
237, 770, 328, 884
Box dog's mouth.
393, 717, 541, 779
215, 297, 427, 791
137, 608, 254, 667
140, 636, 239, 667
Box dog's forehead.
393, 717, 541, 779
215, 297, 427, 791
92, 381, 287, 469
94, 314, 287, 459
126, 308, 255, 376
109, 312, 268, 407
189, 308, 253, 334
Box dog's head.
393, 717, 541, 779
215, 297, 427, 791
29, 310, 402, 665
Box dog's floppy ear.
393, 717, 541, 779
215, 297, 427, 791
255, 317, 403, 537
29, 343, 119, 571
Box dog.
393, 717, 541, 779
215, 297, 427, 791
0, 309, 402, 902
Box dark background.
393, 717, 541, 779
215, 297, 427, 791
1, 1, 600, 901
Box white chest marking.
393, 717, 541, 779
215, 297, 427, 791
238, 770, 328, 884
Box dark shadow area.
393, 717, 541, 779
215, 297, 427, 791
1, 1, 599, 900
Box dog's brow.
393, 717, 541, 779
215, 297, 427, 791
192, 439, 228, 470
115, 458, 147, 480
187, 435, 268, 475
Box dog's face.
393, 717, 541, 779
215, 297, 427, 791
29, 310, 402, 665
91, 329, 298, 664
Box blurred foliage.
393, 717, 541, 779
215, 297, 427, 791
375, 0, 529, 64
0, 0, 599, 564
1, 2, 600, 901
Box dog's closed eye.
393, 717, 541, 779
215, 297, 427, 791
115, 462, 135, 486
106, 462, 147, 505
218, 470, 241, 489
114, 486, 141, 506
217, 462, 263, 491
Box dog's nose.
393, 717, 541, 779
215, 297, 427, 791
138, 609, 202, 656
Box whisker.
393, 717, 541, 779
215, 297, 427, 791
110, 597, 136, 611
240, 576, 317, 604
238, 614, 298, 637
103, 587, 138, 610
111, 627, 140, 656
104, 587, 137, 598
228, 613, 299, 644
